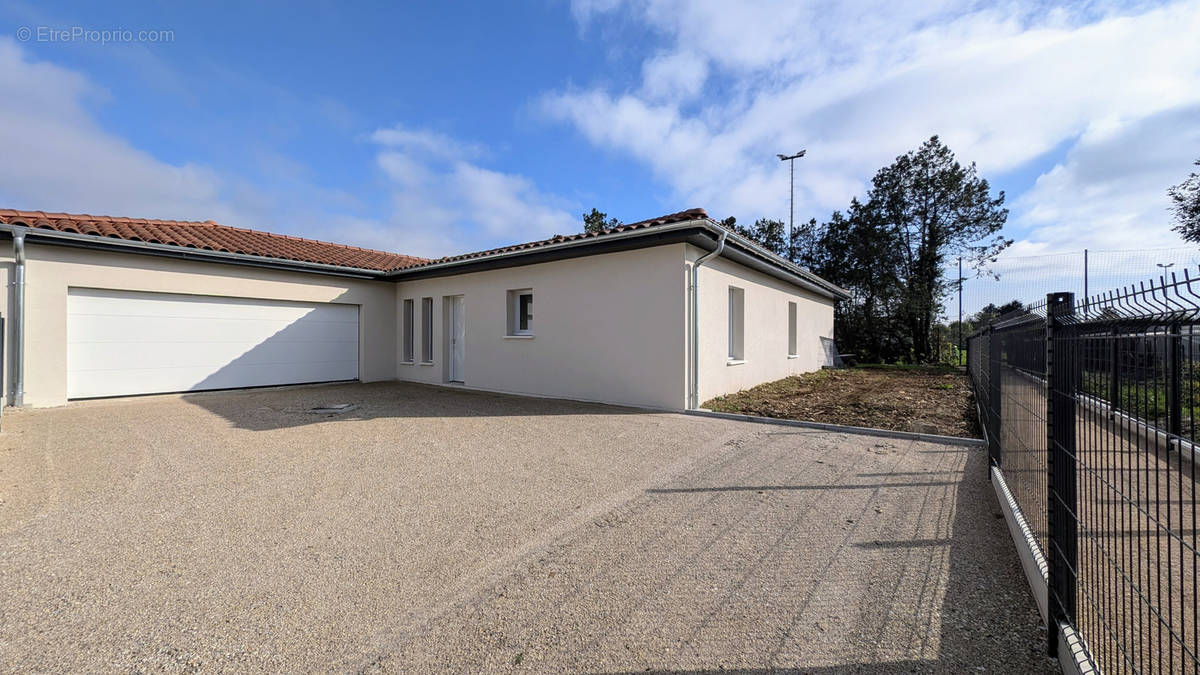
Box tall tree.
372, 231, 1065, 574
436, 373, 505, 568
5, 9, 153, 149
811, 201, 908, 362
789, 218, 823, 269
974, 300, 1026, 323
1169, 158, 1200, 241
747, 218, 787, 256
862, 136, 1010, 362
582, 208, 621, 234
720, 216, 789, 258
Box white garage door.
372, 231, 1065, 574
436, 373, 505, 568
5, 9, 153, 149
67, 288, 359, 399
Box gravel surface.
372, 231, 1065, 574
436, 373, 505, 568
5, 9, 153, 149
0, 382, 1054, 673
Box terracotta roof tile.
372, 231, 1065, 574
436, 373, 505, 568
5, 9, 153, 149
0, 207, 713, 275
392, 208, 709, 272
0, 209, 427, 272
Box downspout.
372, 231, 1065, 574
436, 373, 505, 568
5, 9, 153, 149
689, 229, 727, 409
11, 227, 25, 407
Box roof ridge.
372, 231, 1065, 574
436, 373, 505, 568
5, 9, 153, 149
0, 209, 215, 227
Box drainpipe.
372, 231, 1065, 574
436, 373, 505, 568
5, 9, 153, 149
10, 227, 25, 407
689, 229, 727, 409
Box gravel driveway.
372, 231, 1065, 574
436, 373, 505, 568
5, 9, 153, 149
0, 382, 1055, 673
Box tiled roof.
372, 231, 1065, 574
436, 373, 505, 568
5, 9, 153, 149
0, 209, 427, 272
395, 208, 709, 271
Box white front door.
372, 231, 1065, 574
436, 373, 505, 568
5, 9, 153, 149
449, 296, 465, 382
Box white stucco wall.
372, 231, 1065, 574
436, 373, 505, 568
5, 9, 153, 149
688, 244, 835, 405
0, 241, 11, 406
1, 245, 397, 407
395, 244, 689, 410
0, 236, 835, 411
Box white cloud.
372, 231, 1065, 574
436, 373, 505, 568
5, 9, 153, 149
641, 50, 708, 101
370, 124, 487, 162
371, 125, 579, 257
0, 38, 232, 222
1018, 105, 1200, 250
0, 40, 579, 260
547, 0, 1200, 253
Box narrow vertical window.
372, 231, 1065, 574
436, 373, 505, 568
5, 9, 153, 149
788, 301, 798, 357
728, 286, 745, 361
402, 299, 415, 362
421, 297, 434, 362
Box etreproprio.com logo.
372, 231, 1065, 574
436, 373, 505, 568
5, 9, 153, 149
16, 26, 175, 44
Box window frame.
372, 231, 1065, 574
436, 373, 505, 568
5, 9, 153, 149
402, 298, 415, 363
506, 288, 534, 336
787, 301, 798, 357
420, 296, 434, 363
728, 286, 745, 362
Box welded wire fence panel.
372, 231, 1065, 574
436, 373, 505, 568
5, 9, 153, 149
954, 247, 1200, 323
1001, 320, 1050, 556
969, 273, 1200, 674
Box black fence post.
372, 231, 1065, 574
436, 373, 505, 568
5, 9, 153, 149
987, 326, 1002, 474
1045, 292, 1078, 656
1110, 325, 1120, 416
1168, 320, 1182, 439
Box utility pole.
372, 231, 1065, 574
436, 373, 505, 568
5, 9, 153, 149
1083, 249, 1088, 317
777, 150, 806, 257
957, 256, 963, 365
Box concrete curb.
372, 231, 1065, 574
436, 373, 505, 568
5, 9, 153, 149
991, 465, 1049, 624
684, 409, 985, 447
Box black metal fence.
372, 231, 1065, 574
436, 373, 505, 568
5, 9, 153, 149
969, 274, 1200, 673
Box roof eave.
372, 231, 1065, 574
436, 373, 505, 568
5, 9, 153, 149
0, 223, 388, 279
382, 218, 715, 279
386, 218, 849, 301
699, 219, 851, 300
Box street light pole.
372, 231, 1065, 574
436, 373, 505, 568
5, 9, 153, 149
777, 150, 806, 256
957, 256, 963, 363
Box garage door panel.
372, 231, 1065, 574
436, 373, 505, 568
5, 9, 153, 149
66, 360, 360, 400
67, 289, 360, 399
67, 315, 358, 346
67, 339, 360, 372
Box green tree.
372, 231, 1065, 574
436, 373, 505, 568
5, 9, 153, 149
748, 218, 787, 256
1169, 158, 1200, 242
812, 201, 909, 362
789, 218, 823, 270
973, 300, 1026, 324
583, 208, 621, 234
862, 136, 1010, 363
719, 216, 788, 258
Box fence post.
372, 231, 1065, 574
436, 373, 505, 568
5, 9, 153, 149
1045, 292, 1078, 656
1110, 325, 1120, 416
1168, 320, 1182, 439
987, 325, 1002, 475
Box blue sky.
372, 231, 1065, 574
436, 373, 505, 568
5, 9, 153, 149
1, 1, 1199, 312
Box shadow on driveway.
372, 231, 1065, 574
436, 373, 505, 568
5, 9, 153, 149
177, 380, 645, 431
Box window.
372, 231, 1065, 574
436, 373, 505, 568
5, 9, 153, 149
507, 289, 533, 336
402, 299, 414, 362
421, 297, 434, 362
728, 286, 744, 361
788, 301, 798, 357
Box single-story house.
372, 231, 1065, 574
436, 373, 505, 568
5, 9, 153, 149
0, 207, 847, 410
